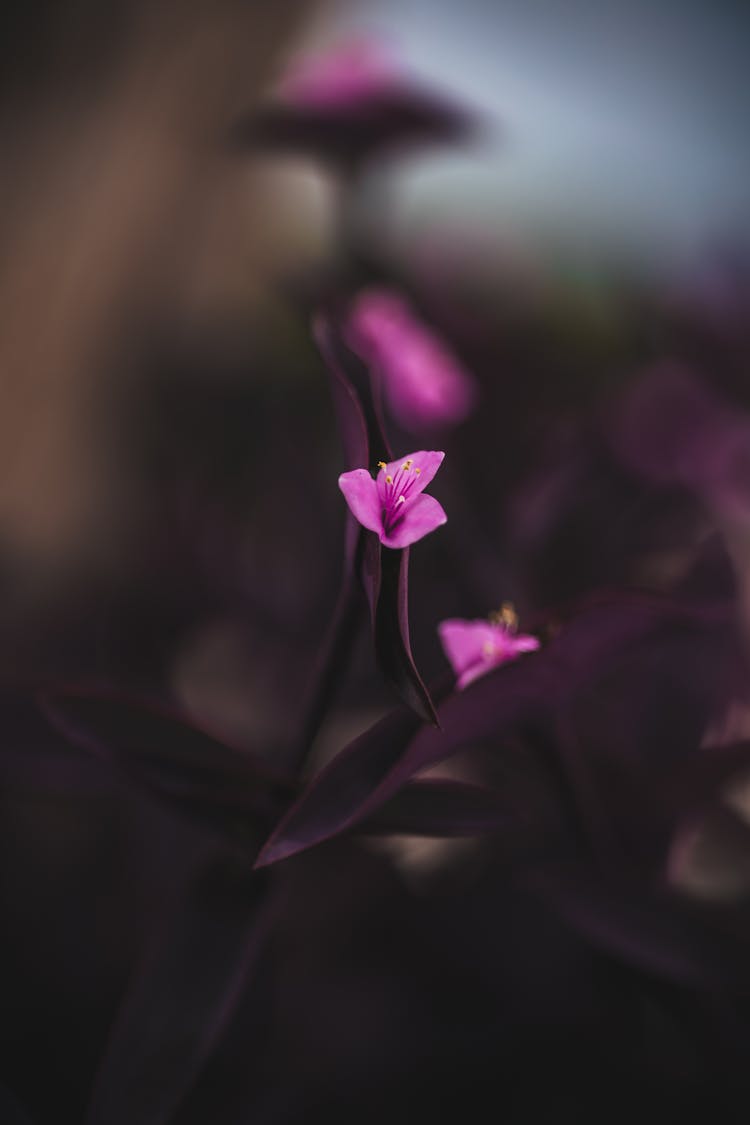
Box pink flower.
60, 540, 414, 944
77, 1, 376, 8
438, 607, 539, 690
339, 450, 447, 549
278, 39, 400, 110
248, 38, 476, 171
347, 289, 477, 432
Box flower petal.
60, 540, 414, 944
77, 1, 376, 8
385, 342, 477, 431
456, 663, 494, 691
439, 619, 540, 690
509, 635, 541, 656
349, 291, 478, 432
380, 493, 446, 549
348, 289, 409, 355
377, 450, 445, 500
338, 469, 383, 535
438, 619, 494, 678
278, 39, 399, 110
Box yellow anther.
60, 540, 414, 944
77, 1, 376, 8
386, 475, 393, 484
489, 602, 518, 632
402, 459, 413, 471
500, 602, 518, 631
377, 461, 387, 470
414, 467, 421, 474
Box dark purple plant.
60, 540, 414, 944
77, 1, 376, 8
5, 26, 750, 1125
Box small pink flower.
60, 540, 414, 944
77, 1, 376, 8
339, 450, 447, 549
438, 607, 539, 690
278, 39, 400, 110
347, 289, 477, 432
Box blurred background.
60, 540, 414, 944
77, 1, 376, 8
1, 3, 750, 1119
312, 0, 750, 270
1, 0, 747, 737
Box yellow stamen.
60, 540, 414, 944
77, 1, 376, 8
402, 459, 413, 471
377, 461, 387, 470
414, 467, 421, 475
500, 602, 518, 631
489, 602, 518, 631
386, 475, 393, 484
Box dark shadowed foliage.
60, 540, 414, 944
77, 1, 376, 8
2, 5, 750, 1124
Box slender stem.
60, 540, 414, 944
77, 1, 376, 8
284, 161, 388, 773
286, 574, 364, 774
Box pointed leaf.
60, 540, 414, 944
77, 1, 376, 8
374, 544, 438, 723
316, 312, 438, 722
256, 591, 731, 867
360, 778, 511, 837
39, 688, 294, 832
313, 312, 390, 475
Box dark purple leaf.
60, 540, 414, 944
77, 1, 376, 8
373, 543, 438, 724
287, 316, 389, 764
314, 312, 390, 477
256, 703, 424, 868
360, 777, 512, 837
85, 850, 274, 1125
313, 314, 373, 480
0, 692, 114, 797
315, 312, 438, 722
289, 572, 365, 772
39, 688, 294, 832
256, 591, 732, 868
0, 743, 112, 796
525, 866, 725, 989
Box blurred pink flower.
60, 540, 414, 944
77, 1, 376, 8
347, 289, 478, 431
278, 38, 400, 110
247, 39, 476, 169
438, 608, 539, 690
339, 450, 446, 549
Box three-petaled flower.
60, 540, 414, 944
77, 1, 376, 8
339, 450, 447, 549
438, 605, 539, 690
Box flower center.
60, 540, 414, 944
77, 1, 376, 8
377, 458, 423, 534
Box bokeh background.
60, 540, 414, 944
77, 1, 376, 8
2, 1, 750, 1122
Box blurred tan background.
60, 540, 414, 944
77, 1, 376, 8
0, 0, 313, 609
